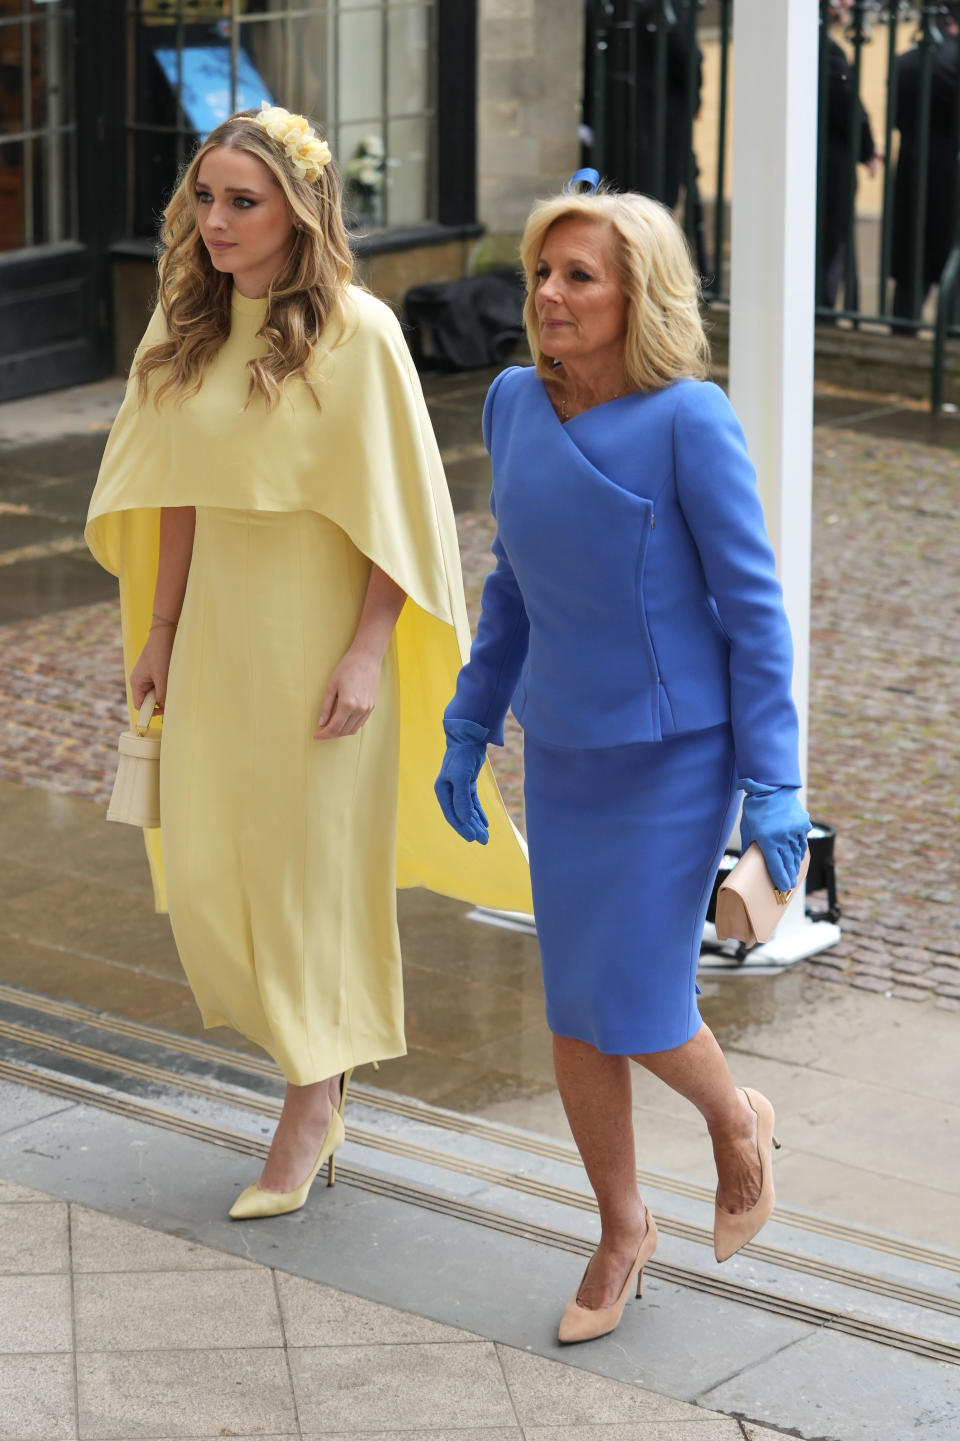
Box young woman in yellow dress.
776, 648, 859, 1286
86, 104, 529, 1219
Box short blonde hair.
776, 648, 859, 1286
519, 189, 709, 394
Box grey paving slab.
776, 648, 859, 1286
301, 1432, 522, 1441
771, 1146, 960, 1249
70, 1204, 260, 1273
742, 1428, 796, 1440
0, 1178, 57, 1203
662, 1230, 960, 1348
0, 1198, 69, 1273
527, 1277, 812, 1403
74, 1269, 284, 1352
699, 1328, 960, 1440
338, 1134, 499, 1202
520, 1425, 746, 1441
0, 1101, 814, 1402
808, 1005, 960, 1101
276, 1271, 479, 1346
0, 1099, 258, 1231
289, 1341, 517, 1432
0, 1273, 73, 1352
496, 1345, 705, 1426
779, 1081, 960, 1195
0, 1352, 76, 1441
0, 1077, 76, 1137
76, 1349, 297, 1439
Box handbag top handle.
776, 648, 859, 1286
135, 689, 158, 737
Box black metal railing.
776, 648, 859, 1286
582, 0, 960, 410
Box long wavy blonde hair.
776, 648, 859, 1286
520, 189, 709, 395
135, 109, 354, 409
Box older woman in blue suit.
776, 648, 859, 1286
435, 183, 809, 1344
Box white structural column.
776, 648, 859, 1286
723, 0, 839, 961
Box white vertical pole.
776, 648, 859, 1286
729, 0, 818, 939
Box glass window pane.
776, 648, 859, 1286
0, 139, 26, 248
385, 113, 430, 226
0, 20, 24, 137
387, 2, 428, 116
240, 11, 331, 121
337, 7, 382, 125
0, 11, 75, 250
340, 119, 385, 228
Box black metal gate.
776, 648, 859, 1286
582, 1, 960, 409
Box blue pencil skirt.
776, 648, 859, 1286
523, 722, 739, 1055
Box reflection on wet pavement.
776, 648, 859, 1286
1, 369, 959, 1247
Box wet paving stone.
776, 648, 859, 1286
0, 383, 956, 1008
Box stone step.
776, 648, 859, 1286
0, 979, 956, 1369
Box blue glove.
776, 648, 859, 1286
435, 719, 490, 844
738, 780, 811, 893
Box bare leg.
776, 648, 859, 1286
633, 1022, 761, 1214
553, 1022, 764, 1305
256, 1074, 343, 1193
553, 1035, 649, 1310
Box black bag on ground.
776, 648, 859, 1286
403, 269, 526, 371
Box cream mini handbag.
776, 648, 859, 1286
107, 689, 161, 829
714, 842, 810, 948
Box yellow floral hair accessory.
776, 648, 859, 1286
254, 101, 332, 183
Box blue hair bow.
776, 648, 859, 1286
564, 167, 600, 195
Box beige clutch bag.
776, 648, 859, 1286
714, 842, 810, 948
106, 689, 161, 829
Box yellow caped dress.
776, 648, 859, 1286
86, 286, 531, 1084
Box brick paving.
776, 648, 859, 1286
0, 407, 956, 1005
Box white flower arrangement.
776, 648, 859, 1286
254, 102, 331, 184
344, 135, 387, 199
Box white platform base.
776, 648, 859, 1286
698, 919, 842, 974
467, 906, 537, 937
468, 907, 842, 976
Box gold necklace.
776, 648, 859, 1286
560, 388, 624, 422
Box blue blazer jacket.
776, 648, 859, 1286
447, 366, 802, 788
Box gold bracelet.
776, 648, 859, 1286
150, 611, 178, 629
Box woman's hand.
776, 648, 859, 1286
739, 784, 810, 893
130, 625, 176, 711
434, 718, 490, 843
314, 647, 382, 739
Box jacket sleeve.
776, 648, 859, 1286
673, 382, 802, 788
444, 371, 530, 745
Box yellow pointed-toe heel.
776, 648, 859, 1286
713, 1086, 781, 1263
557, 1208, 658, 1345
327, 1067, 353, 1189
229, 1069, 353, 1220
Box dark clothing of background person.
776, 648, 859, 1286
891, 35, 959, 323
817, 34, 878, 312
632, 0, 702, 212
582, 1, 709, 275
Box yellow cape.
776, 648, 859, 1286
85, 285, 532, 917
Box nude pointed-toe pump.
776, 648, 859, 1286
229, 1069, 353, 1221
558, 1207, 659, 1345
713, 1086, 781, 1263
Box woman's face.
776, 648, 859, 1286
534, 217, 628, 373
195, 146, 295, 298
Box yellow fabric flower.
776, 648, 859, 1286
254, 101, 331, 183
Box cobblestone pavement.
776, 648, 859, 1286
0, 391, 957, 1007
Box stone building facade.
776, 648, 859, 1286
477, 0, 584, 247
